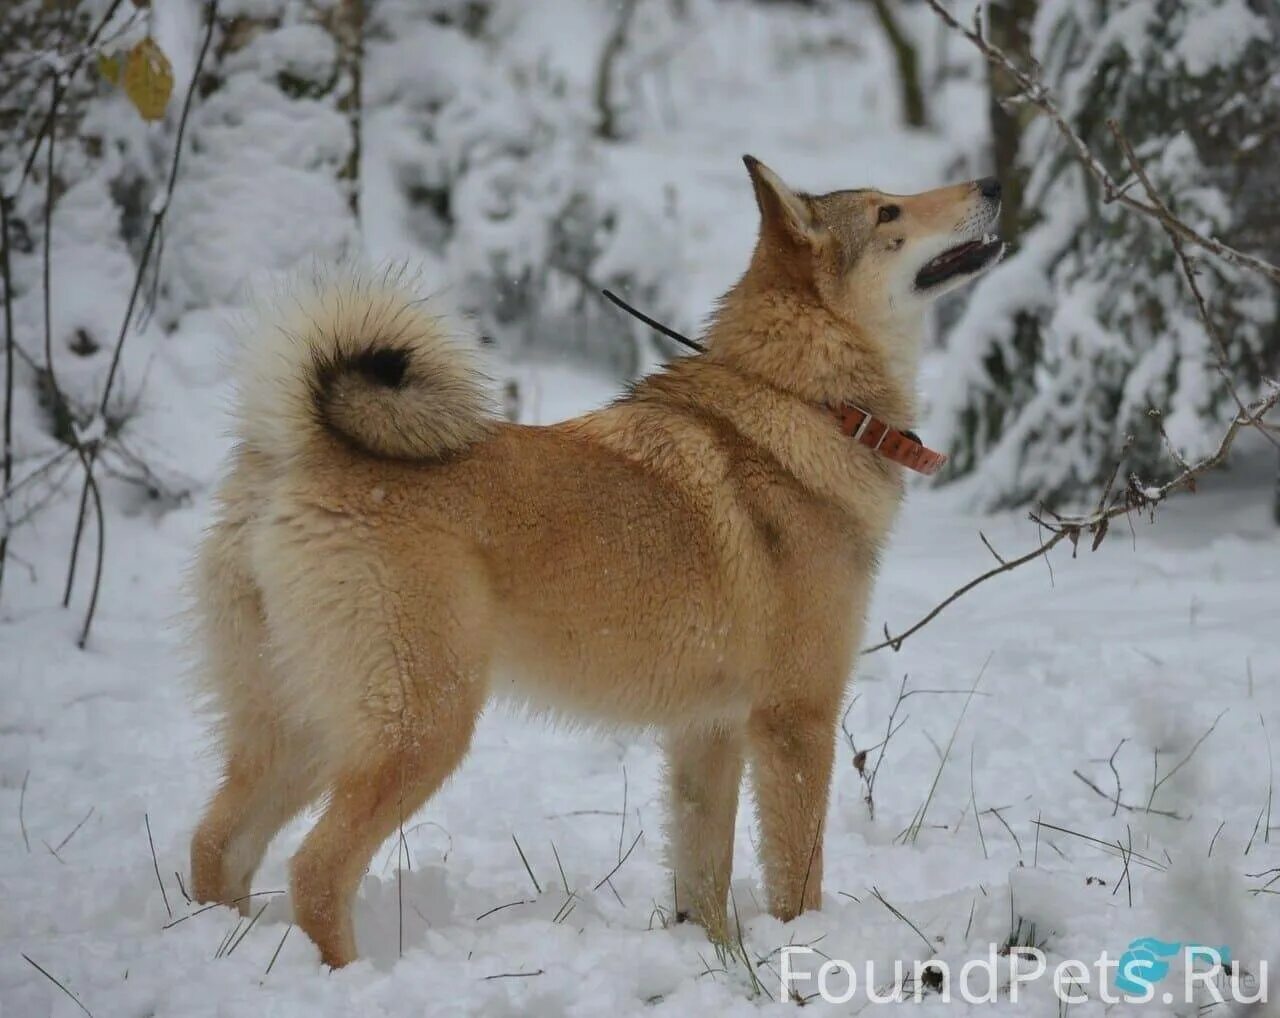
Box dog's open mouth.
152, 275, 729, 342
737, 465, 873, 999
915, 234, 1004, 289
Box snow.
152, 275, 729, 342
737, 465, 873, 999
3, 1, 1279, 1015
4, 343, 1278, 1014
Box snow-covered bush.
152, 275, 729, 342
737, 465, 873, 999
366, 0, 686, 377
932, 0, 1280, 508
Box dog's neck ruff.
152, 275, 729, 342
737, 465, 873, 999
827, 404, 947, 476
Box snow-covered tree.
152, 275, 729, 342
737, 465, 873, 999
932, 0, 1280, 508
365, 0, 687, 377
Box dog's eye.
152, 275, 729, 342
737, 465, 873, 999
877, 205, 900, 225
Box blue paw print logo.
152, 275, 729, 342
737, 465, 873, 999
1116, 937, 1231, 997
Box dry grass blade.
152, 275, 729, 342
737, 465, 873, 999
18, 769, 30, 852
224, 900, 269, 957
263, 924, 292, 977
900, 654, 991, 844
511, 834, 541, 894
868, 886, 933, 954
1032, 820, 1166, 871
22, 953, 93, 1017
594, 829, 643, 891
144, 813, 172, 919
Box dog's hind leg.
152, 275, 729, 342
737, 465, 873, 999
190, 485, 323, 912
284, 560, 490, 968
665, 723, 744, 939
289, 677, 484, 968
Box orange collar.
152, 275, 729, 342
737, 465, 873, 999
827, 404, 947, 476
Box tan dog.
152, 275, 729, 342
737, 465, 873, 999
188, 157, 1003, 968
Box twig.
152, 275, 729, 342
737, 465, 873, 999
18, 768, 30, 852
1144, 709, 1227, 813
144, 813, 172, 919
865, 385, 1279, 654
1107, 738, 1127, 817
922, 0, 1280, 286
483, 969, 544, 981
1072, 770, 1183, 820
63, 1, 219, 644
0, 196, 15, 597
21, 954, 93, 1017
6, 0, 128, 199
865, 674, 911, 818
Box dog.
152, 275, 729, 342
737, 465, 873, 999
188, 156, 1003, 968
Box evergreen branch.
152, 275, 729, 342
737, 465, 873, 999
1105, 120, 1278, 452
921, 0, 1280, 287
864, 384, 1280, 654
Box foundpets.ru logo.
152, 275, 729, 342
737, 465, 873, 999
1114, 937, 1229, 997
778, 940, 1267, 1006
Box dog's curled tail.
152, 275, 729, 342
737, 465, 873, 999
234, 272, 492, 462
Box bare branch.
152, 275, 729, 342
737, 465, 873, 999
63, 1, 219, 644
866, 385, 1280, 654
921, 0, 1280, 286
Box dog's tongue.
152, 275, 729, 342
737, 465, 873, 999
928, 240, 980, 270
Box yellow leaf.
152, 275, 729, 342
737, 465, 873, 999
98, 52, 121, 85
123, 37, 174, 122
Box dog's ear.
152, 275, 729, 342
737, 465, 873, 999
743, 155, 819, 245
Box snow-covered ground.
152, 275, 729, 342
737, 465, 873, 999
3, 354, 1277, 1015
3, 4, 1278, 1016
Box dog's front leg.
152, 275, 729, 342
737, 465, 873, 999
664, 723, 744, 939
748, 698, 837, 921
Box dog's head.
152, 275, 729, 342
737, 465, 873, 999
742, 156, 1004, 330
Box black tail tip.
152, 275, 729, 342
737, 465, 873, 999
350, 347, 409, 389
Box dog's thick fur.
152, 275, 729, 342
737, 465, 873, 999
189, 158, 1002, 967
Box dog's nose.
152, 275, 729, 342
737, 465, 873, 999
977, 177, 1002, 200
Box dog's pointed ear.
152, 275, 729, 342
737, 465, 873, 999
743, 155, 819, 244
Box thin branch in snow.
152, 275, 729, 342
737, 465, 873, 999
63, 0, 219, 644
1071, 770, 1183, 820
1144, 708, 1228, 814
0, 195, 15, 598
